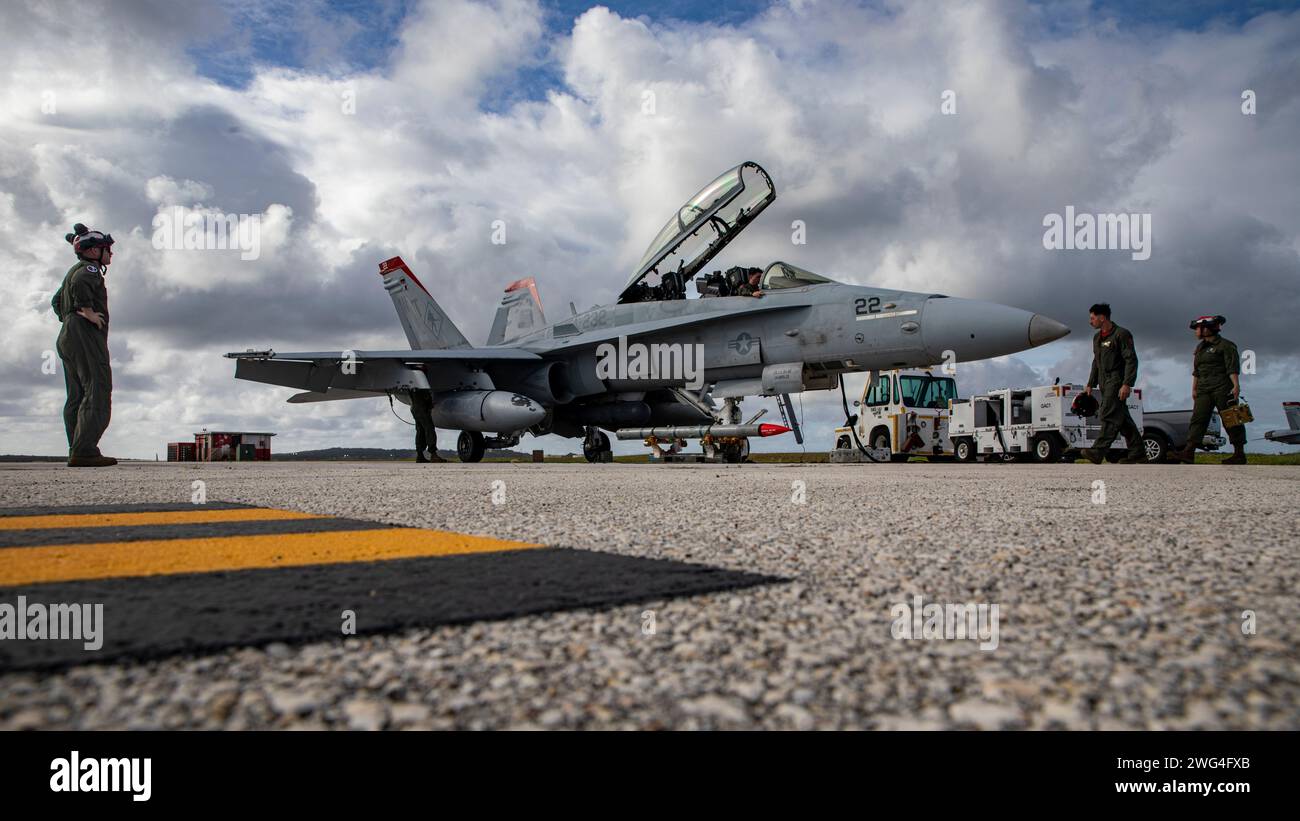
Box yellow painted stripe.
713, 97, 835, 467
0, 529, 544, 586
0, 508, 324, 532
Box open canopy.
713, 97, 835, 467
619, 161, 776, 303
759, 261, 834, 290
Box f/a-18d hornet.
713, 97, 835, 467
227, 161, 1070, 462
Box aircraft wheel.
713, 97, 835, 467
954, 437, 977, 463
722, 437, 751, 463
583, 431, 610, 463
457, 431, 485, 463
1031, 434, 1062, 463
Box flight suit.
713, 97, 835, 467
1087, 323, 1142, 457
1186, 335, 1247, 449
410, 388, 439, 461
53, 260, 112, 458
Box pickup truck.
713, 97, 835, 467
1140, 409, 1226, 462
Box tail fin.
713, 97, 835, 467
1285, 401, 1300, 431
487, 277, 546, 346
379, 256, 470, 350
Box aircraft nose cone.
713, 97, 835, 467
922, 296, 1046, 362
1029, 314, 1071, 347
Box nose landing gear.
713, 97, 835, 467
583, 427, 612, 462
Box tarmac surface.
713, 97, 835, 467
1, 459, 1297, 729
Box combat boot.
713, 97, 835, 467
1171, 444, 1195, 464
1119, 450, 1145, 464
427, 453, 447, 463
1221, 444, 1246, 465
1082, 448, 1105, 465
67, 455, 117, 467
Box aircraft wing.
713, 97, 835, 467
1264, 429, 1300, 445
226, 349, 541, 363
224, 347, 542, 397
286, 389, 381, 404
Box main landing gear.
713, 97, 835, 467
457, 431, 485, 463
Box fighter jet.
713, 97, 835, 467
226, 161, 1070, 462
1264, 402, 1300, 445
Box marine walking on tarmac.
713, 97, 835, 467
1082, 303, 1144, 465
51, 224, 117, 467
1174, 315, 1248, 465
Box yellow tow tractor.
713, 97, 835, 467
831, 368, 958, 462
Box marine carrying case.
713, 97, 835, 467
1220, 400, 1253, 428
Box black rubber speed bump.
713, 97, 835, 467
0, 503, 780, 670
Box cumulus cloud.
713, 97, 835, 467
0, 0, 1297, 458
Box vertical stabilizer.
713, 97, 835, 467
487, 277, 546, 346
378, 256, 470, 350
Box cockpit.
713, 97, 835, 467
618, 162, 838, 305
695, 261, 834, 298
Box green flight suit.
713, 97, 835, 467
1087, 323, 1141, 455
410, 388, 438, 458
53, 259, 112, 457
1187, 335, 1246, 448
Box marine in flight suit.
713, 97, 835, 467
1177, 315, 1247, 465
52, 224, 117, 467
1082, 304, 1144, 464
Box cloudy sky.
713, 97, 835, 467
1, 0, 1297, 458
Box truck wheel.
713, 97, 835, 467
872, 429, 909, 463
457, 431, 486, 463
1141, 433, 1167, 463
1031, 434, 1062, 463
954, 438, 977, 463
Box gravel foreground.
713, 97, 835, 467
1, 460, 1296, 730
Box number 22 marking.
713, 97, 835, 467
855, 297, 881, 315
